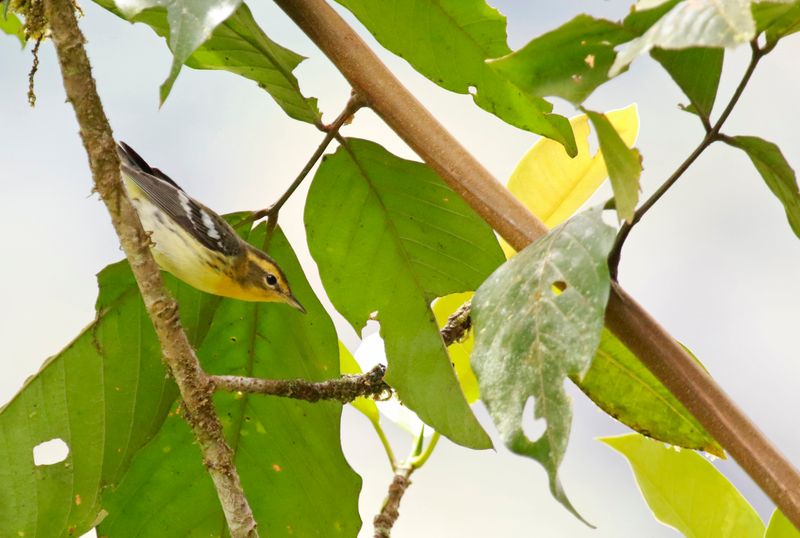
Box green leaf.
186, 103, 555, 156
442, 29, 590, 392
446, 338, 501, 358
471, 208, 615, 522
334, 0, 577, 155
754, 1, 800, 43
94, 0, 320, 121
766, 510, 800, 538
650, 47, 724, 119
585, 110, 643, 222
724, 135, 800, 238
99, 226, 362, 537
489, 15, 632, 105
1, 11, 25, 46
576, 330, 724, 457
611, 0, 755, 76
603, 434, 765, 538
0, 264, 212, 537
305, 139, 504, 449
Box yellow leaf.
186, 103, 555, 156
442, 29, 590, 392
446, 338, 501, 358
432, 292, 480, 403
338, 341, 380, 424
503, 104, 639, 257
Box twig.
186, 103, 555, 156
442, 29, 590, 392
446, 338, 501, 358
211, 364, 390, 403
608, 39, 771, 279
42, 0, 258, 535
272, 0, 800, 528
373, 465, 413, 538
254, 90, 366, 238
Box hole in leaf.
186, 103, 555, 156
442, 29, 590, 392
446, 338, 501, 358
467, 85, 477, 96
521, 398, 546, 441
33, 438, 69, 466
552, 281, 567, 295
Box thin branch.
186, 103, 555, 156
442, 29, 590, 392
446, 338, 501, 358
42, 1, 258, 535
211, 364, 390, 403
608, 39, 770, 278
373, 465, 413, 538
254, 90, 366, 238
272, 0, 800, 528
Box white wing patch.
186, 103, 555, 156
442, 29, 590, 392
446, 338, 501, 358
202, 210, 222, 240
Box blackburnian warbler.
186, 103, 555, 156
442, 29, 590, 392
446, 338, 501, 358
117, 142, 305, 312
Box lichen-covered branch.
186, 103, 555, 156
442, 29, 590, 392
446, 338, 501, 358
440, 300, 471, 346
212, 364, 390, 403
41, 0, 258, 535
373, 465, 413, 538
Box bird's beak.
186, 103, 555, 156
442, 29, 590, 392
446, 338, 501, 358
285, 294, 306, 314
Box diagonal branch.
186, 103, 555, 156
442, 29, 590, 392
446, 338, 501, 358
271, 0, 800, 528
42, 0, 258, 536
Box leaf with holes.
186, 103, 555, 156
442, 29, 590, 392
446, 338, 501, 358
471, 207, 614, 521
724, 135, 800, 238
0, 262, 214, 537
94, 0, 320, 121
305, 138, 505, 449
99, 226, 362, 537
334, 0, 576, 155
603, 434, 764, 538
576, 330, 723, 457
489, 15, 633, 105
611, 0, 755, 76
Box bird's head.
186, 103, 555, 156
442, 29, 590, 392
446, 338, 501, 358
231, 247, 306, 312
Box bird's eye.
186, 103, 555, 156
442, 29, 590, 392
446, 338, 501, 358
265, 274, 278, 287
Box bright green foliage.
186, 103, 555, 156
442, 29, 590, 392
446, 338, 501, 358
339, 341, 380, 424
611, 0, 755, 76
585, 110, 643, 222
0, 11, 25, 46
432, 292, 479, 403
471, 208, 614, 521
0, 262, 212, 537
766, 510, 800, 538
650, 47, 724, 120
754, 1, 800, 44
99, 226, 362, 537
603, 434, 765, 538
577, 330, 724, 457
334, 0, 576, 156
725, 135, 800, 238
489, 16, 632, 105
94, 0, 320, 121
305, 139, 504, 449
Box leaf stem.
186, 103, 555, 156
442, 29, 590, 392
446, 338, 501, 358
254, 90, 366, 239
410, 432, 441, 469
608, 39, 771, 279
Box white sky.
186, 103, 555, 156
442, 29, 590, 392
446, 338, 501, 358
1, 1, 799, 537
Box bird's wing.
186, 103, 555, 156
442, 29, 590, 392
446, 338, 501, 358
117, 141, 242, 256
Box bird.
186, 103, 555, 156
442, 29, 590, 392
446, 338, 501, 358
117, 141, 305, 312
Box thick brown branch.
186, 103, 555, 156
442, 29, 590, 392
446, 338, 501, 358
272, 0, 800, 528
373, 466, 413, 538
42, 1, 258, 535
212, 364, 390, 403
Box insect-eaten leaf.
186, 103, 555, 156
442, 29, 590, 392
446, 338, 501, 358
585, 109, 643, 223
724, 135, 800, 239
471, 207, 615, 523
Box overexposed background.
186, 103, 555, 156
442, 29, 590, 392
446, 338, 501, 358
1, 1, 799, 536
